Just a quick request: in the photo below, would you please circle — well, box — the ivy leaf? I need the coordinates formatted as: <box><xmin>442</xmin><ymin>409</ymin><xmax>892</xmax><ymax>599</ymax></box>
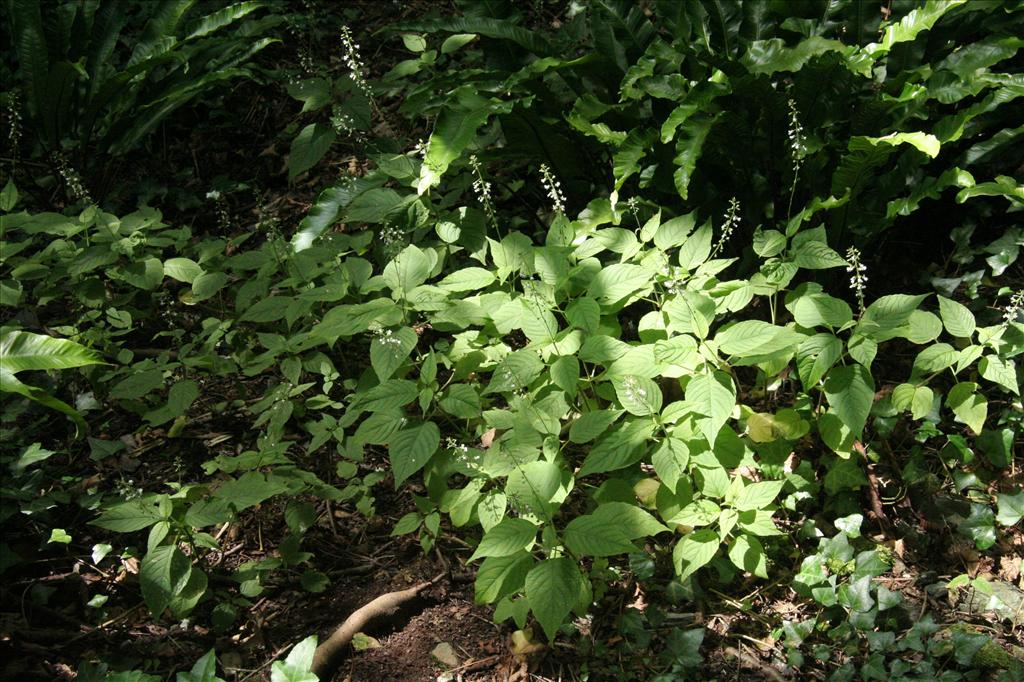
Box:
<box><xmin>388</xmin><ymin>421</ymin><xmax>440</xmax><ymax>487</ymax></box>
<box><xmin>958</xmin><ymin>503</ymin><xmax>996</xmax><ymax>550</ymax></box>
<box><xmin>469</xmin><ymin>518</ymin><xmax>538</xmax><ymax>561</ymax></box>
<box><xmin>727</xmin><ymin>534</ymin><xmax>768</xmax><ymax>578</ymax></box>
<box><xmin>996</xmin><ymin>491</ymin><xmax>1024</xmax><ymax>526</ymax></box>
<box><xmin>526</xmin><ymin>557</ymin><xmax>585</xmax><ymax>641</ymax></box>
<box><xmin>672</xmin><ymin>529</ymin><xmax>720</xmax><ymax>582</ymax></box>
<box><xmin>823</xmin><ymin>364</ymin><xmax>875</xmax><ymax>438</ymax></box>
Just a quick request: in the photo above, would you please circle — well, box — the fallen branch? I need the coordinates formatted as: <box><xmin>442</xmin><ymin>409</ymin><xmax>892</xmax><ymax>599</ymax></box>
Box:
<box><xmin>309</xmin><ymin>572</ymin><xmax>444</xmax><ymax>679</ymax></box>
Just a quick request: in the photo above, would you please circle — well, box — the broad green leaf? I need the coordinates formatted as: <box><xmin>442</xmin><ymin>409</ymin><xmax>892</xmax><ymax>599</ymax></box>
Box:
<box><xmin>437</xmin><ymin>267</ymin><xmax>495</xmax><ymax>292</ymax></box>
<box><xmin>727</xmin><ymin>534</ymin><xmax>768</xmax><ymax>578</ymax></box>
<box><xmin>382</xmin><ymin>244</ymin><xmax>430</xmax><ymax>297</ymax></box>
<box><xmin>613</xmin><ymin>375</ymin><xmax>662</xmax><ymax>416</ymax></box>
<box><xmin>714</xmin><ymin>321</ymin><xmax>803</xmax><ymax>358</ymax></box>
<box><xmin>979</xmin><ymin>356</ymin><xmax>1019</xmax><ymax>395</ymax></box>
<box><xmin>653</xmin><ymin>213</ymin><xmax>696</xmax><ymax>250</ymax></box>
<box><xmin>672</xmin><ymin>529</ymin><xmax>719</xmax><ymax>582</ymax></box>
<box><xmin>868</xmin><ymin>0</ymin><xmax>969</xmax><ymax>57</ymax></box>
<box><xmin>862</xmin><ymin>132</ymin><xmax>940</xmax><ymax>158</ymax></box>
<box><xmin>568</xmin><ymin>409</ymin><xmax>621</xmax><ymax>443</ymax></box>
<box><xmin>163</xmin><ymin>257</ymin><xmax>203</xmax><ymax>284</ymax></box>
<box><xmin>673</xmin><ymin>117</ymin><xmax>715</xmax><ymax>201</ymax></box>
<box><xmin>313</xmin><ymin>298</ymin><xmax>402</xmax><ymax>341</ymax></box>
<box><xmin>485</xmin><ymin>350</ymin><xmax>544</xmax><ymax>394</ymax></box>
<box><xmin>589</xmin><ymin>263</ymin><xmax>652</xmax><ymax>305</ymax></box>
<box><xmin>292</xmin><ymin>175</ymin><xmax>386</xmax><ymax>251</ymax></box>
<box><xmin>796</xmin><ymin>333</ymin><xmax>842</xmax><ymax>388</ymax></box>
<box><xmin>389</xmin><ymin>421</ymin><xmax>440</xmax><ymax>486</ymax></box>
<box><xmin>140</xmin><ymin>545</ymin><xmax>207</xmax><ymax>619</ymax></box>
<box><xmin>190</xmin><ymin>272</ymin><xmax>228</xmax><ymax>302</ymax></box>
<box><xmin>793</xmin><ymin>241</ymin><xmax>847</xmax><ymax>270</ymax></box>
<box><xmin>354</xmin><ymin>379</ymin><xmax>418</xmax><ymax>412</ymax></box>
<box><xmin>370</xmin><ymin>327</ymin><xmax>418</xmax><ymax>381</ymax></box>
<box><xmin>591</xmin><ymin>502</ymin><xmax>670</xmax><ymax>538</ymax></box>
<box><xmin>731</xmin><ymin>480</ymin><xmax>784</xmax><ymax>512</ymax></box>
<box><xmin>215</xmin><ymin>472</ymin><xmax>288</xmax><ymax>511</ymax></box>
<box><xmin>241</xmin><ymin>297</ymin><xmax>292</xmax><ymax>323</ymax></box>
<box><xmin>0</xmin><ymin>330</ymin><xmax>104</xmax><ymax>373</ymax></box>
<box><xmin>937</xmin><ymin>296</ymin><xmax>976</xmax><ymax>338</ymax></box>
<box><xmin>391</xmin><ymin>512</ymin><xmax>421</xmax><ymax>536</ymax></box>
<box><xmin>475</xmin><ymin>551</ymin><xmax>533</xmax><ymax>604</ymax></box>
<box><xmin>441</xmin><ymin>33</ymin><xmax>477</xmax><ymax>54</ymax></box>
<box><xmin>563</xmin><ymin>515</ymin><xmax>636</xmax><ymax>557</ymax></box>
<box><xmin>526</xmin><ymin>557</ymin><xmax>585</xmax><ymax>641</ymax></box>
<box><xmin>505</xmin><ymin>460</ymin><xmax>566</xmax><ymax>521</ymax></box>
<box><xmin>92</xmin><ymin>497</ymin><xmax>169</xmax><ymax>532</ymax></box>
<box><xmin>478</xmin><ymin>491</ymin><xmax>507</xmax><ymax>532</ymax></box>
<box><xmin>947</xmin><ymin>382</ymin><xmax>987</xmax><ymax>434</ymax></box>
<box><xmin>417</xmin><ymin>100</ymin><xmax>493</xmax><ymax>193</ymax></box>
<box><xmin>823</xmin><ymin>365</ymin><xmax>875</xmax><ymax>438</ymax></box>
<box><xmin>176</xmin><ymin>648</ymin><xmax>224</xmax><ymax>682</ymax></box>
<box><xmin>551</xmin><ymin>355</ymin><xmax>579</xmax><ymax>395</ymax></box>
<box><xmin>685</xmin><ymin>371</ymin><xmax>735</xmax><ymax>445</ymax></box>
<box><xmin>788</xmin><ymin>291</ymin><xmax>853</xmax><ymax>329</ymax></box>
<box><xmin>677</xmin><ymin>221</ymin><xmax>712</xmax><ymax>272</ymax></box>
<box><xmin>270</xmin><ymin>635</ymin><xmax>318</xmax><ymax>682</ymax></box>
<box><xmin>566</xmin><ymin>297</ymin><xmax>600</xmax><ymax>333</ymax></box>
<box><xmin>439</xmin><ymin>384</ymin><xmax>481</xmax><ymax>418</ymax></box>
<box><xmin>578</xmin><ymin>418</ymin><xmax>655</xmax><ymax>477</ymax></box>
<box><xmin>288</xmin><ymin>122</ymin><xmax>335</xmax><ymax>181</ymax></box>
<box><xmin>742</xmin><ymin>36</ymin><xmax>852</xmax><ymax>75</ymax></box>
<box><xmin>469</xmin><ymin>518</ymin><xmax>537</xmax><ymax>561</ymax></box>
<box><xmin>652</xmin><ymin>437</ymin><xmax>689</xmax><ymax>493</ymax></box>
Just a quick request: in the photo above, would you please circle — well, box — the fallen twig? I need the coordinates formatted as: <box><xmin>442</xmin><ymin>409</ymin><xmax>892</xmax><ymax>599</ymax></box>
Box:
<box><xmin>308</xmin><ymin>572</ymin><xmax>444</xmax><ymax>679</ymax></box>
<box><xmin>724</xmin><ymin>645</ymin><xmax>790</xmax><ymax>682</ymax></box>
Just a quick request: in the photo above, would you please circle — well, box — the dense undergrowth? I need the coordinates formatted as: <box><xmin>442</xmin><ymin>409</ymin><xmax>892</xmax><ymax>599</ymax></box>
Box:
<box><xmin>1</xmin><ymin>0</ymin><xmax>1023</xmax><ymax>680</ymax></box>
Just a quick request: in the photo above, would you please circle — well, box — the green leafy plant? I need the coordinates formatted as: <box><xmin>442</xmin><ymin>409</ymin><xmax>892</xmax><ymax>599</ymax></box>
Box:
<box><xmin>5</xmin><ymin>0</ymin><xmax>279</xmax><ymax>196</ymax></box>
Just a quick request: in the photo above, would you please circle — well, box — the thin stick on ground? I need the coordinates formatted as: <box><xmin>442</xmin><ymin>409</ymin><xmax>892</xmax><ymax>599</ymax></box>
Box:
<box><xmin>308</xmin><ymin>571</ymin><xmax>445</xmax><ymax>679</ymax></box>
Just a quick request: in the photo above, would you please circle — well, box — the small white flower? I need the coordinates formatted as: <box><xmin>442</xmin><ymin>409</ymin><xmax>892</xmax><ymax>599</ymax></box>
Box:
<box><xmin>539</xmin><ymin>163</ymin><xmax>566</xmax><ymax>215</ymax></box>
<box><xmin>469</xmin><ymin>155</ymin><xmax>497</xmax><ymax>228</ymax></box>
<box><xmin>1003</xmin><ymin>290</ymin><xmax>1024</xmax><ymax>327</ymax></box>
<box><xmin>787</xmin><ymin>98</ymin><xmax>806</xmax><ymax>175</ymax></box>
<box><xmin>846</xmin><ymin>247</ymin><xmax>867</xmax><ymax>314</ymax></box>
<box><xmin>712</xmin><ymin>197</ymin><xmax>740</xmax><ymax>257</ymax></box>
